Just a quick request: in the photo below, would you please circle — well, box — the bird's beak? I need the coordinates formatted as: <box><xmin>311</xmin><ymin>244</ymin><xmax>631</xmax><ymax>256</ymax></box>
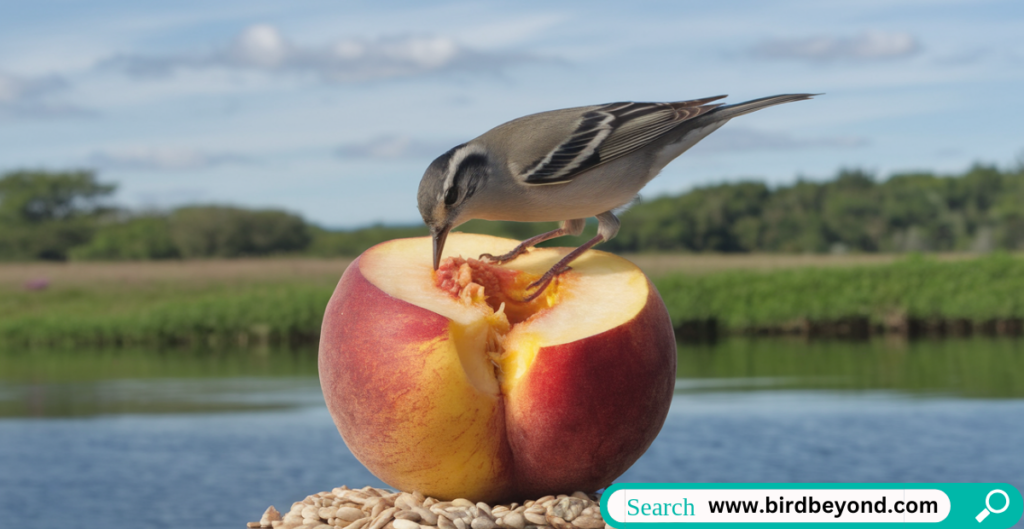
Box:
<box><xmin>431</xmin><ymin>224</ymin><xmax>451</xmax><ymax>270</ymax></box>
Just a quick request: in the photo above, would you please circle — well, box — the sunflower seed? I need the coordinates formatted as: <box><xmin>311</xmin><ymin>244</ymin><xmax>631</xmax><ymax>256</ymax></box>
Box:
<box><xmin>444</xmin><ymin>510</ymin><xmax>472</xmax><ymax>524</ymax></box>
<box><xmin>570</xmin><ymin>517</ymin><xmax>604</xmax><ymax>529</ymax></box>
<box><xmin>523</xmin><ymin>512</ymin><xmax>547</xmax><ymax>526</ymax></box>
<box><xmin>501</xmin><ymin>512</ymin><xmax>525</xmax><ymax>529</ymax></box>
<box><xmin>545</xmin><ymin>514</ymin><xmax>572</xmax><ymax>529</ymax></box>
<box><xmin>430</xmin><ymin>503</ymin><xmax>452</xmax><ymax>516</ymax></box>
<box><xmin>261</xmin><ymin>506</ymin><xmax>283</xmax><ymax>527</ymax></box>
<box><xmin>393</xmin><ymin>519</ymin><xmax>420</xmax><ymax>529</ymax></box>
<box><xmin>252</xmin><ymin>487</ymin><xmax>607</xmax><ymax>529</ymax></box>
<box><xmin>303</xmin><ymin>506</ymin><xmax>322</xmax><ymax>521</ymax></box>
<box><xmin>347</xmin><ymin>519</ymin><xmax>371</xmax><ymax>529</ymax></box>
<box><xmin>395</xmin><ymin>511</ymin><xmax>421</xmax><ymax>522</ymax></box>
<box><xmin>412</xmin><ymin>507</ymin><xmax>438</xmax><ymax>525</ymax></box>
<box><xmin>551</xmin><ymin>499</ymin><xmax>583</xmax><ymax>522</ymax></box>
<box><xmin>368</xmin><ymin>508</ymin><xmax>397</xmax><ymax>529</ymax></box>
<box><xmin>336</xmin><ymin>508</ymin><xmax>366</xmax><ymax>522</ymax></box>
<box><xmin>471</xmin><ymin>517</ymin><xmax>496</xmax><ymax>529</ymax></box>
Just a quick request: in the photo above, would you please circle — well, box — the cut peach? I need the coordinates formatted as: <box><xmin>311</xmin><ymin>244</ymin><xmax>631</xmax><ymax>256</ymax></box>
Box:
<box><xmin>318</xmin><ymin>233</ymin><xmax>676</xmax><ymax>503</ymax></box>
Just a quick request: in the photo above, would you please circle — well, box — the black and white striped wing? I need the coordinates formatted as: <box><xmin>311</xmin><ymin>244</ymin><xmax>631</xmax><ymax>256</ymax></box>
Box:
<box><xmin>520</xmin><ymin>98</ymin><xmax>723</xmax><ymax>185</ymax></box>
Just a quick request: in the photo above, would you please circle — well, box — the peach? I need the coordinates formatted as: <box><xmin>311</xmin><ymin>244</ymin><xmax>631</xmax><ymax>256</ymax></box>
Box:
<box><xmin>318</xmin><ymin>233</ymin><xmax>676</xmax><ymax>503</ymax></box>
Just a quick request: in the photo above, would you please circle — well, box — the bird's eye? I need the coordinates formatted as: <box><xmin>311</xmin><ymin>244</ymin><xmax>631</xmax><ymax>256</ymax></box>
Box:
<box><xmin>444</xmin><ymin>185</ymin><xmax>459</xmax><ymax>206</ymax></box>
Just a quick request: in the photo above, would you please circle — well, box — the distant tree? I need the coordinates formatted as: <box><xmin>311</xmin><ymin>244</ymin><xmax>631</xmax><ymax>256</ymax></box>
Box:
<box><xmin>69</xmin><ymin>215</ymin><xmax>180</xmax><ymax>260</ymax></box>
<box><xmin>0</xmin><ymin>169</ymin><xmax>114</xmax><ymax>223</ymax></box>
<box><xmin>306</xmin><ymin>224</ymin><xmax>429</xmax><ymax>257</ymax></box>
<box><xmin>8</xmin><ymin>158</ymin><xmax>1024</xmax><ymax>261</ymax></box>
<box><xmin>168</xmin><ymin>206</ymin><xmax>311</xmax><ymax>258</ymax></box>
<box><xmin>602</xmin><ymin>163</ymin><xmax>1024</xmax><ymax>255</ymax></box>
<box><xmin>819</xmin><ymin>169</ymin><xmax>883</xmax><ymax>251</ymax></box>
<box><xmin>759</xmin><ymin>180</ymin><xmax>829</xmax><ymax>252</ymax></box>
<box><xmin>605</xmin><ymin>181</ymin><xmax>769</xmax><ymax>253</ymax></box>
<box><xmin>0</xmin><ymin>170</ymin><xmax>115</xmax><ymax>260</ymax></box>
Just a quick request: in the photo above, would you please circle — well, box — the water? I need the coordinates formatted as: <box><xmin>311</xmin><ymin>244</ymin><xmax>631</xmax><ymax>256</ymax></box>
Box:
<box><xmin>1</xmin><ymin>338</ymin><xmax>1023</xmax><ymax>528</ymax></box>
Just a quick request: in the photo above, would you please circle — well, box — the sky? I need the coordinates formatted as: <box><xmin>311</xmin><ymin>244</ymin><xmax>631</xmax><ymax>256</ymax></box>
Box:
<box><xmin>1</xmin><ymin>0</ymin><xmax>1022</xmax><ymax>228</ymax></box>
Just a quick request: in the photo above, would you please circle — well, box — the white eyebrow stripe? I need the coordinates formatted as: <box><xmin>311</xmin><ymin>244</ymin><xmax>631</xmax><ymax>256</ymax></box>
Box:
<box><xmin>439</xmin><ymin>143</ymin><xmax>488</xmax><ymax>201</ymax></box>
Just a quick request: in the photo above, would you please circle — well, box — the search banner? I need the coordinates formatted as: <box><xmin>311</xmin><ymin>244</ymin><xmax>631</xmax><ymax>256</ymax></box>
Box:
<box><xmin>601</xmin><ymin>483</ymin><xmax>1021</xmax><ymax>528</ymax></box>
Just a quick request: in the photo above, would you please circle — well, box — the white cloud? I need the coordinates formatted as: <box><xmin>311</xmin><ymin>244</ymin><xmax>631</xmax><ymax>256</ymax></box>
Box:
<box><xmin>751</xmin><ymin>31</ymin><xmax>921</xmax><ymax>62</ymax></box>
<box><xmin>231</xmin><ymin>24</ymin><xmax>289</xmax><ymax>67</ymax></box>
<box><xmin>691</xmin><ymin>127</ymin><xmax>868</xmax><ymax>154</ymax></box>
<box><xmin>89</xmin><ymin>147</ymin><xmax>246</xmax><ymax>170</ymax></box>
<box><xmin>0</xmin><ymin>72</ymin><xmax>83</xmax><ymax>118</ymax></box>
<box><xmin>104</xmin><ymin>23</ymin><xmax>539</xmax><ymax>83</ymax></box>
<box><xmin>336</xmin><ymin>135</ymin><xmax>455</xmax><ymax>160</ymax></box>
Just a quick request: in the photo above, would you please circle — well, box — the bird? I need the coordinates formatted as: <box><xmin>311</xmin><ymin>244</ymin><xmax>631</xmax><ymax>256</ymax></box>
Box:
<box><xmin>418</xmin><ymin>93</ymin><xmax>816</xmax><ymax>301</ymax></box>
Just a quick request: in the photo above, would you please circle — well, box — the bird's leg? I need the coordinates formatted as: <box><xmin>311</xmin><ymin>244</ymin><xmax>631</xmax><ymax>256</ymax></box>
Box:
<box><xmin>479</xmin><ymin>218</ymin><xmax>586</xmax><ymax>264</ymax></box>
<box><xmin>521</xmin><ymin>234</ymin><xmax>605</xmax><ymax>302</ymax></box>
<box><xmin>520</xmin><ymin>211</ymin><xmax>620</xmax><ymax>302</ymax></box>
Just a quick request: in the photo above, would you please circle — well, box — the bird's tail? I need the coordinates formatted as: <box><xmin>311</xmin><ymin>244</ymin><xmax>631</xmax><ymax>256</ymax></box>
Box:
<box><xmin>707</xmin><ymin>93</ymin><xmax>819</xmax><ymax>120</ymax></box>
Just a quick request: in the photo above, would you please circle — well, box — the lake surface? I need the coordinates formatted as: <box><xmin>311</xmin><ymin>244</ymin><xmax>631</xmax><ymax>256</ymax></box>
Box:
<box><xmin>1</xmin><ymin>338</ymin><xmax>1022</xmax><ymax>528</ymax></box>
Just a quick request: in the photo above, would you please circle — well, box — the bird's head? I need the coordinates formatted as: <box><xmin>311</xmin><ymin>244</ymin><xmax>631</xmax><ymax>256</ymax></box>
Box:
<box><xmin>417</xmin><ymin>142</ymin><xmax>491</xmax><ymax>270</ymax></box>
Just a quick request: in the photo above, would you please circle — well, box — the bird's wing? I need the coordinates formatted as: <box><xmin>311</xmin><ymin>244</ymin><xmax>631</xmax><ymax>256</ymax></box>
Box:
<box><xmin>519</xmin><ymin>96</ymin><xmax>726</xmax><ymax>185</ymax></box>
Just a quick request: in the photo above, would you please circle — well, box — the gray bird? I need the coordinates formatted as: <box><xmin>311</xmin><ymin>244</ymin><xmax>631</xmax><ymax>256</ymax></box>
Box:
<box><xmin>418</xmin><ymin>93</ymin><xmax>816</xmax><ymax>300</ymax></box>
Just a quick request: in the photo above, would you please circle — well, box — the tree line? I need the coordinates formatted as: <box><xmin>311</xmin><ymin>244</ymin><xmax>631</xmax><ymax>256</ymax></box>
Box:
<box><xmin>1</xmin><ymin>161</ymin><xmax>1022</xmax><ymax>261</ymax></box>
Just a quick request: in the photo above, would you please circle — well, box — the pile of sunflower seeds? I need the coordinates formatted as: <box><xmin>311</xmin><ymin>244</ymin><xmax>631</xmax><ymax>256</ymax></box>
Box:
<box><xmin>247</xmin><ymin>486</ymin><xmax>609</xmax><ymax>529</ymax></box>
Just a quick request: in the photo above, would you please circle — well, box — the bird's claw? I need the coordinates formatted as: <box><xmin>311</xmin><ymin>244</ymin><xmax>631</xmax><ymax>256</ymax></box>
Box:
<box><xmin>521</xmin><ymin>266</ymin><xmax>572</xmax><ymax>302</ymax></box>
<box><xmin>479</xmin><ymin>248</ymin><xmax>526</xmax><ymax>265</ymax></box>
<box><xmin>478</xmin><ymin>252</ymin><xmax>502</xmax><ymax>264</ymax></box>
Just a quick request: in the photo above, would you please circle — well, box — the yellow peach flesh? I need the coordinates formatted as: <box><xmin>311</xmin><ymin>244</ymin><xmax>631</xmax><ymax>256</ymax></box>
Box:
<box><xmin>358</xmin><ymin>233</ymin><xmax>649</xmax><ymax>394</ymax></box>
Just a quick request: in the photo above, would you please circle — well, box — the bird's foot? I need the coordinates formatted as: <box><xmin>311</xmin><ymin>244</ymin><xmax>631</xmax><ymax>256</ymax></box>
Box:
<box><xmin>521</xmin><ymin>265</ymin><xmax>572</xmax><ymax>302</ymax></box>
<box><xmin>518</xmin><ymin>233</ymin><xmax>604</xmax><ymax>302</ymax></box>
<box><xmin>479</xmin><ymin>246</ymin><xmax>529</xmax><ymax>265</ymax></box>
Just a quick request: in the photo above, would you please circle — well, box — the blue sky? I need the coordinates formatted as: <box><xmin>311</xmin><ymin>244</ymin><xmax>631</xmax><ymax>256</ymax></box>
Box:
<box><xmin>1</xmin><ymin>0</ymin><xmax>1022</xmax><ymax>227</ymax></box>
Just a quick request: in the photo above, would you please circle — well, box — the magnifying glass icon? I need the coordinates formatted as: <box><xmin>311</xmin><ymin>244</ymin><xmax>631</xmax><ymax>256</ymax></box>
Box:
<box><xmin>976</xmin><ymin>489</ymin><xmax>1009</xmax><ymax>522</ymax></box>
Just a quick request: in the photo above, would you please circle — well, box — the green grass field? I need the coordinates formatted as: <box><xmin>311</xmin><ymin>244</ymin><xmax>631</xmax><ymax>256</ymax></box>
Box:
<box><xmin>655</xmin><ymin>252</ymin><xmax>1024</xmax><ymax>330</ymax></box>
<box><xmin>2</xmin><ymin>251</ymin><xmax>1021</xmax><ymax>347</ymax></box>
<box><xmin>0</xmin><ymin>258</ymin><xmax>347</xmax><ymax>347</ymax></box>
